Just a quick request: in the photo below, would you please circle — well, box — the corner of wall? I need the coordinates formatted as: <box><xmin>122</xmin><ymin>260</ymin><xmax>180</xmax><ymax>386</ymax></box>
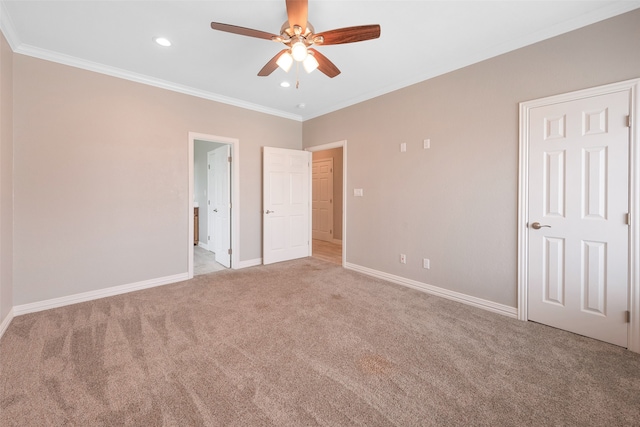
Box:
<box><xmin>0</xmin><ymin>307</ymin><xmax>13</xmax><ymax>340</ymax></box>
<box><xmin>0</xmin><ymin>28</ymin><xmax>15</xmax><ymax>340</ymax></box>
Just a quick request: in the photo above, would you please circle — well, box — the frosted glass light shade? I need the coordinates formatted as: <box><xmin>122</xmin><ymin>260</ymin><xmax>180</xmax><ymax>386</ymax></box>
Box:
<box><xmin>276</xmin><ymin>52</ymin><xmax>293</xmax><ymax>72</ymax></box>
<box><xmin>291</xmin><ymin>41</ymin><xmax>308</xmax><ymax>61</ymax></box>
<box><xmin>303</xmin><ymin>54</ymin><xmax>318</xmax><ymax>73</ymax></box>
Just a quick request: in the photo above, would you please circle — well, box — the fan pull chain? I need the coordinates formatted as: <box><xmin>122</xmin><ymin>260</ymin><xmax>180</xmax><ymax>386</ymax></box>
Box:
<box><xmin>296</xmin><ymin>62</ymin><xmax>300</xmax><ymax>89</ymax></box>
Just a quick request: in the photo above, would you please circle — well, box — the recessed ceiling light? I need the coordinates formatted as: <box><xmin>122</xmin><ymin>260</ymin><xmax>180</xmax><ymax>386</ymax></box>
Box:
<box><xmin>296</xmin><ymin>103</ymin><xmax>306</xmax><ymax>109</ymax></box>
<box><xmin>280</xmin><ymin>81</ymin><xmax>291</xmax><ymax>88</ymax></box>
<box><xmin>154</xmin><ymin>37</ymin><xmax>172</xmax><ymax>47</ymax></box>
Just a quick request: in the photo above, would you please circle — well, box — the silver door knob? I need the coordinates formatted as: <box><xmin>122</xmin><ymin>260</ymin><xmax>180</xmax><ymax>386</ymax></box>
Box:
<box><xmin>265</xmin><ymin>210</ymin><xmax>274</xmax><ymax>214</ymax></box>
<box><xmin>531</xmin><ymin>222</ymin><xmax>551</xmax><ymax>229</ymax></box>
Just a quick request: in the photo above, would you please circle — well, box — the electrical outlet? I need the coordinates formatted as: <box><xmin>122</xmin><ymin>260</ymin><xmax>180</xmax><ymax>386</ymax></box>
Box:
<box><xmin>354</xmin><ymin>188</ymin><xmax>363</xmax><ymax>197</ymax></box>
<box><xmin>400</xmin><ymin>254</ymin><xmax>407</xmax><ymax>264</ymax></box>
<box><xmin>424</xmin><ymin>139</ymin><xmax>431</xmax><ymax>149</ymax></box>
<box><xmin>423</xmin><ymin>258</ymin><xmax>430</xmax><ymax>269</ymax></box>
<box><xmin>400</xmin><ymin>143</ymin><xmax>406</xmax><ymax>152</ymax></box>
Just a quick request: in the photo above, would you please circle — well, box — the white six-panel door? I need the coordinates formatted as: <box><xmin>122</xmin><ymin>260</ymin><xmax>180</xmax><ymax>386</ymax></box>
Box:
<box><xmin>213</xmin><ymin>145</ymin><xmax>231</xmax><ymax>268</ymax></box>
<box><xmin>312</xmin><ymin>158</ymin><xmax>334</xmax><ymax>242</ymax></box>
<box><xmin>527</xmin><ymin>90</ymin><xmax>630</xmax><ymax>347</ymax></box>
<box><xmin>207</xmin><ymin>150</ymin><xmax>216</xmax><ymax>252</ymax></box>
<box><xmin>263</xmin><ymin>147</ymin><xmax>311</xmax><ymax>265</ymax></box>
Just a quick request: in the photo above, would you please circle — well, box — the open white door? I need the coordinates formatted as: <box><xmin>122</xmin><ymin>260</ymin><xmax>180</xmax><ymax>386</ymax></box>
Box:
<box><xmin>263</xmin><ymin>147</ymin><xmax>311</xmax><ymax>265</ymax></box>
<box><xmin>207</xmin><ymin>150</ymin><xmax>215</xmax><ymax>251</ymax></box>
<box><xmin>526</xmin><ymin>89</ymin><xmax>630</xmax><ymax>347</ymax></box>
<box><xmin>210</xmin><ymin>145</ymin><xmax>231</xmax><ymax>268</ymax></box>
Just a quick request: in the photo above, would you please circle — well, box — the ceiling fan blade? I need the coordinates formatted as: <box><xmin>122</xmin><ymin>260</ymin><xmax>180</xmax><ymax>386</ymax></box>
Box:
<box><xmin>309</xmin><ymin>49</ymin><xmax>340</xmax><ymax>78</ymax></box>
<box><xmin>315</xmin><ymin>25</ymin><xmax>381</xmax><ymax>45</ymax></box>
<box><xmin>211</xmin><ymin>22</ymin><xmax>277</xmax><ymax>40</ymax></box>
<box><xmin>286</xmin><ymin>0</ymin><xmax>308</xmax><ymax>33</ymax></box>
<box><xmin>258</xmin><ymin>49</ymin><xmax>289</xmax><ymax>76</ymax></box>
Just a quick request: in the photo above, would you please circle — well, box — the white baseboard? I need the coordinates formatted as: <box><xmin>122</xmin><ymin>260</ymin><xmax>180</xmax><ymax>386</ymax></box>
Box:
<box><xmin>235</xmin><ymin>258</ymin><xmax>262</xmax><ymax>269</ymax></box>
<box><xmin>13</xmin><ymin>273</ymin><xmax>189</xmax><ymax>316</ymax></box>
<box><xmin>0</xmin><ymin>307</ymin><xmax>14</xmax><ymax>340</ymax></box>
<box><xmin>344</xmin><ymin>262</ymin><xmax>517</xmax><ymax>318</ymax></box>
<box><xmin>5</xmin><ymin>261</ymin><xmax>516</xmax><ymax>335</ymax></box>
<box><xmin>197</xmin><ymin>242</ymin><xmax>210</xmax><ymax>251</ymax></box>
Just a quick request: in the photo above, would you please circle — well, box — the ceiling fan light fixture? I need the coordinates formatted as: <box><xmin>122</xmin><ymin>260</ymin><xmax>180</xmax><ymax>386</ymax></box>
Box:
<box><xmin>291</xmin><ymin>41</ymin><xmax>308</xmax><ymax>61</ymax></box>
<box><xmin>276</xmin><ymin>51</ymin><xmax>293</xmax><ymax>72</ymax></box>
<box><xmin>303</xmin><ymin>54</ymin><xmax>318</xmax><ymax>73</ymax></box>
<box><xmin>210</xmin><ymin>1</ymin><xmax>381</xmax><ymax>79</ymax></box>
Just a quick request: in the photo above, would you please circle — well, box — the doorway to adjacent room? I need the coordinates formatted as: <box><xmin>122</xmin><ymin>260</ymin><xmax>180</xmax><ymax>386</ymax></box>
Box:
<box><xmin>189</xmin><ymin>132</ymin><xmax>240</xmax><ymax>277</ymax></box>
<box><xmin>307</xmin><ymin>141</ymin><xmax>346</xmax><ymax>266</ymax></box>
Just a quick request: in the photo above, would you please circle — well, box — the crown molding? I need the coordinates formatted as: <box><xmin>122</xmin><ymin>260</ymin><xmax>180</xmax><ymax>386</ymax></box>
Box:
<box><xmin>302</xmin><ymin>1</ymin><xmax>640</xmax><ymax>121</ymax></box>
<box><xmin>2</xmin><ymin>1</ymin><xmax>639</xmax><ymax>122</ymax></box>
<box><xmin>15</xmin><ymin>44</ymin><xmax>303</xmax><ymax>122</ymax></box>
<box><xmin>0</xmin><ymin>1</ymin><xmax>302</xmax><ymax>122</ymax></box>
<box><xmin>0</xmin><ymin>1</ymin><xmax>20</xmax><ymax>51</ymax></box>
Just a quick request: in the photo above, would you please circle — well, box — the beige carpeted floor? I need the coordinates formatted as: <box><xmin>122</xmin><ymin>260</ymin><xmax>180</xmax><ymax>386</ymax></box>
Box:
<box><xmin>1</xmin><ymin>258</ymin><xmax>639</xmax><ymax>426</ymax></box>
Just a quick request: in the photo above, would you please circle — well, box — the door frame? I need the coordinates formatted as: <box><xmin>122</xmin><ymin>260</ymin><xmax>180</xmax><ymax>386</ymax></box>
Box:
<box><xmin>306</xmin><ymin>140</ymin><xmax>347</xmax><ymax>267</ymax></box>
<box><xmin>517</xmin><ymin>78</ymin><xmax>640</xmax><ymax>352</ymax></box>
<box><xmin>188</xmin><ymin>132</ymin><xmax>240</xmax><ymax>277</ymax></box>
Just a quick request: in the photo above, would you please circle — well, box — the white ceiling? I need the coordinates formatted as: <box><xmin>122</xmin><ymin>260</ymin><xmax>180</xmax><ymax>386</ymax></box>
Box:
<box><xmin>2</xmin><ymin>1</ymin><xmax>639</xmax><ymax>121</ymax></box>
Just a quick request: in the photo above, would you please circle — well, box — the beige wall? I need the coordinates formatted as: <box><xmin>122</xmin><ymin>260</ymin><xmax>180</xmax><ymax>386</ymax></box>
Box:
<box><xmin>303</xmin><ymin>10</ymin><xmax>640</xmax><ymax>307</ymax></box>
<box><xmin>13</xmin><ymin>55</ymin><xmax>301</xmax><ymax>305</ymax></box>
<box><xmin>0</xmin><ymin>33</ymin><xmax>13</xmax><ymax>323</ymax></box>
<box><xmin>4</xmin><ymin>9</ymin><xmax>640</xmax><ymax>312</ymax></box>
<box><xmin>312</xmin><ymin>148</ymin><xmax>343</xmax><ymax>241</ymax></box>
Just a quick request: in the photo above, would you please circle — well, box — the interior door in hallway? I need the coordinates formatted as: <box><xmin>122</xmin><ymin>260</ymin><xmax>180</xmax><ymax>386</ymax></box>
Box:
<box><xmin>527</xmin><ymin>89</ymin><xmax>630</xmax><ymax>347</ymax></box>
<box><xmin>312</xmin><ymin>158</ymin><xmax>333</xmax><ymax>242</ymax></box>
<box><xmin>263</xmin><ymin>147</ymin><xmax>311</xmax><ymax>265</ymax></box>
<box><xmin>208</xmin><ymin>145</ymin><xmax>231</xmax><ymax>268</ymax></box>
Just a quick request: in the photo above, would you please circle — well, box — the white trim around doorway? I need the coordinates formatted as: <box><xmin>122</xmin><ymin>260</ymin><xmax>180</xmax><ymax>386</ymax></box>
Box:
<box><xmin>306</xmin><ymin>140</ymin><xmax>347</xmax><ymax>267</ymax></box>
<box><xmin>517</xmin><ymin>78</ymin><xmax>640</xmax><ymax>353</ymax></box>
<box><xmin>188</xmin><ymin>132</ymin><xmax>241</xmax><ymax>277</ymax></box>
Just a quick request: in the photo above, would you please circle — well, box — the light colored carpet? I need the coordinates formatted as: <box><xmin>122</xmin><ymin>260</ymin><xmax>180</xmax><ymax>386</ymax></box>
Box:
<box><xmin>1</xmin><ymin>257</ymin><xmax>639</xmax><ymax>426</ymax></box>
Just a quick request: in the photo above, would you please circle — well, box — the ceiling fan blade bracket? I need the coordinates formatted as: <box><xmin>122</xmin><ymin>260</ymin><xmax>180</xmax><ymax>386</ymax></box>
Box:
<box><xmin>286</xmin><ymin>0</ymin><xmax>308</xmax><ymax>33</ymax></box>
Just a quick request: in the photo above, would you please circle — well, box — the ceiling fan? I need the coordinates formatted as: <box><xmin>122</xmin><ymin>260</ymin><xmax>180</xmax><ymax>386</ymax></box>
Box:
<box><xmin>211</xmin><ymin>0</ymin><xmax>381</xmax><ymax>78</ymax></box>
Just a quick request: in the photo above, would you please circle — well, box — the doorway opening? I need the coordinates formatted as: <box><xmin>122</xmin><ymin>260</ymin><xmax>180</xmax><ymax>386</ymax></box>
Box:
<box><xmin>188</xmin><ymin>132</ymin><xmax>240</xmax><ymax>278</ymax></box>
<box><xmin>306</xmin><ymin>141</ymin><xmax>347</xmax><ymax>266</ymax></box>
